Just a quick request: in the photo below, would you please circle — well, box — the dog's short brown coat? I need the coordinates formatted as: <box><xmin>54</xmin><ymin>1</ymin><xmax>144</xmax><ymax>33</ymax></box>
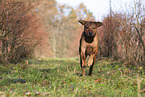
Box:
<box><xmin>78</xmin><ymin>20</ymin><xmax>103</xmax><ymax>76</ymax></box>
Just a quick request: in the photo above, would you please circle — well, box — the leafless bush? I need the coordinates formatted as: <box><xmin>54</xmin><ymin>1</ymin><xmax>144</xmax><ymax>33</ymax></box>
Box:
<box><xmin>0</xmin><ymin>0</ymin><xmax>46</xmax><ymax>63</ymax></box>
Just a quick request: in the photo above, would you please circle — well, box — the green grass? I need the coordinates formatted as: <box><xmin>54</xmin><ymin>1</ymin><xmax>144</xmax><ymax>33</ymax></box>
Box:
<box><xmin>0</xmin><ymin>58</ymin><xmax>145</xmax><ymax>97</ymax></box>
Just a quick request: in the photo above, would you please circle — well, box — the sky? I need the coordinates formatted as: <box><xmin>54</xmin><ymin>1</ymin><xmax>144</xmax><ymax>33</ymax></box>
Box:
<box><xmin>56</xmin><ymin>0</ymin><xmax>136</xmax><ymax>21</ymax></box>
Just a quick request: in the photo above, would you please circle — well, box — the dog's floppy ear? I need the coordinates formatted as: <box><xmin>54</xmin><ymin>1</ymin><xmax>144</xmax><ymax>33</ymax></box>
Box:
<box><xmin>78</xmin><ymin>20</ymin><xmax>86</xmax><ymax>25</ymax></box>
<box><xmin>95</xmin><ymin>22</ymin><xmax>103</xmax><ymax>27</ymax></box>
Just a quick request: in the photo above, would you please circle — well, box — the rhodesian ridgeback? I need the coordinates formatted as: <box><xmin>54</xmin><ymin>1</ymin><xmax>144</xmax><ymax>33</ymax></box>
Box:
<box><xmin>78</xmin><ymin>20</ymin><xmax>103</xmax><ymax>76</ymax></box>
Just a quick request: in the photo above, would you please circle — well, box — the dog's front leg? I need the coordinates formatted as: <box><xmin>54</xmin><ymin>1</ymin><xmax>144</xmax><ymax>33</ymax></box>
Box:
<box><xmin>87</xmin><ymin>55</ymin><xmax>94</xmax><ymax>67</ymax></box>
<box><xmin>87</xmin><ymin>48</ymin><xmax>98</xmax><ymax>67</ymax></box>
<box><xmin>88</xmin><ymin>56</ymin><xmax>96</xmax><ymax>76</ymax></box>
<box><xmin>88</xmin><ymin>48</ymin><xmax>98</xmax><ymax>76</ymax></box>
<box><xmin>80</xmin><ymin>48</ymin><xmax>86</xmax><ymax>76</ymax></box>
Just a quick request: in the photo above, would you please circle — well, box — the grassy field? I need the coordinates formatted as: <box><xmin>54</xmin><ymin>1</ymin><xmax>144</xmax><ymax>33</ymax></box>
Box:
<box><xmin>0</xmin><ymin>58</ymin><xmax>145</xmax><ymax>97</ymax></box>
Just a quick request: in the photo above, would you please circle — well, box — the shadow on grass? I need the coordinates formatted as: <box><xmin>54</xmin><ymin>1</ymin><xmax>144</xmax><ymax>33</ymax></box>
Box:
<box><xmin>39</xmin><ymin>69</ymin><xmax>52</xmax><ymax>73</ymax></box>
<box><xmin>76</xmin><ymin>73</ymin><xmax>83</xmax><ymax>77</ymax></box>
<box><xmin>0</xmin><ymin>78</ymin><xmax>26</xmax><ymax>87</ymax></box>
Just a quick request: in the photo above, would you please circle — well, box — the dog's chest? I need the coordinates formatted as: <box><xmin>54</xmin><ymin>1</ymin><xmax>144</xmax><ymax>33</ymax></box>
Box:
<box><xmin>85</xmin><ymin>46</ymin><xmax>93</xmax><ymax>55</ymax></box>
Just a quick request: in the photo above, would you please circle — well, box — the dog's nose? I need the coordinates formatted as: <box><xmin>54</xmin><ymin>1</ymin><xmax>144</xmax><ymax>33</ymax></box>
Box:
<box><xmin>89</xmin><ymin>32</ymin><xmax>93</xmax><ymax>35</ymax></box>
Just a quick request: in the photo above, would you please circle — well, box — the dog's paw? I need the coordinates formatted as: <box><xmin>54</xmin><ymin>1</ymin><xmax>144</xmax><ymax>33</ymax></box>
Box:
<box><xmin>82</xmin><ymin>66</ymin><xmax>87</xmax><ymax>68</ymax></box>
<box><xmin>86</xmin><ymin>64</ymin><xmax>92</xmax><ymax>67</ymax></box>
<box><xmin>88</xmin><ymin>59</ymin><xmax>93</xmax><ymax>67</ymax></box>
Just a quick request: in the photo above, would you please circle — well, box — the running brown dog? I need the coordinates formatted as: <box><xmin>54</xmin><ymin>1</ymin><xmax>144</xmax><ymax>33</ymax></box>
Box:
<box><xmin>78</xmin><ymin>20</ymin><xmax>103</xmax><ymax>76</ymax></box>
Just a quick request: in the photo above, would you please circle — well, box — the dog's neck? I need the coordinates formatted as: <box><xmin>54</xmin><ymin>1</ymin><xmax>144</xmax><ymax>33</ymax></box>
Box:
<box><xmin>83</xmin><ymin>31</ymin><xmax>95</xmax><ymax>43</ymax></box>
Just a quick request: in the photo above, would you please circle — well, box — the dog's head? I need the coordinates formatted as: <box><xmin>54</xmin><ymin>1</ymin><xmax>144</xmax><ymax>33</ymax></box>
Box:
<box><xmin>78</xmin><ymin>20</ymin><xmax>103</xmax><ymax>37</ymax></box>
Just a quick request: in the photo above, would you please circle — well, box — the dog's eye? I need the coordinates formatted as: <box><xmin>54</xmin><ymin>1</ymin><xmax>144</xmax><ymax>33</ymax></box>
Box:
<box><xmin>86</xmin><ymin>27</ymin><xmax>89</xmax><ymax>29</ymax></box>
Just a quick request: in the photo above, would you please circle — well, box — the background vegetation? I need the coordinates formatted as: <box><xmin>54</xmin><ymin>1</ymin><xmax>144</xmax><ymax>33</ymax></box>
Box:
<box><xmin>1</xmin><ymin>0</ymin><xmax>145</xmax><ymax>65</ymax></box>
<box><xmin>0</xmin><ymin>0</ymin><xmax>95</xmax><ymax>63</ymax></box>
